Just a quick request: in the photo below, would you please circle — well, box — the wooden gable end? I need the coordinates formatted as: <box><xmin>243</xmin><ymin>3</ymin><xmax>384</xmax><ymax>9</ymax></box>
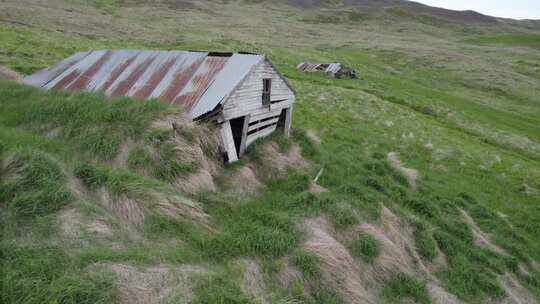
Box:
<box><xmin>221</xmin><ymin>59</ymin><xmax>294</xmax><ymax>121</ymax></box>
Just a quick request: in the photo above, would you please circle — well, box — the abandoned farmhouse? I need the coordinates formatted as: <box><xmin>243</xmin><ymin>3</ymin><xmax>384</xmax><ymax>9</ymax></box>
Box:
<box><xmin>24</xmin><ymin>50</ymin><xmax>296</xmax><ymax>162</ymax></box>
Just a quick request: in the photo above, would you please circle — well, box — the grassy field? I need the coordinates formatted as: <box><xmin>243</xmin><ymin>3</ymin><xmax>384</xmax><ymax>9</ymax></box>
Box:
<box><xmin>1</xmin><ymin>0</ymin><xmax>540</xmax><ymax>303</ymax></box>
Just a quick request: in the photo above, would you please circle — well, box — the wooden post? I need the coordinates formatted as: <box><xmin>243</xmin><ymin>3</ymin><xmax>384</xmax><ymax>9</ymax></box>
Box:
<box><xmin>219</xmin><ymin>120</ymin><xmax>238</xmax><ymax>162</ymax></box>
<box><xmin>238</xmin><ymin>115</ymin><xmax>250</xmax><ymax>156</ymax></box>
<box><xmin>284</xmin><ymin>106</ymin><xmax>293</xmax><ymax>137</ymax></box>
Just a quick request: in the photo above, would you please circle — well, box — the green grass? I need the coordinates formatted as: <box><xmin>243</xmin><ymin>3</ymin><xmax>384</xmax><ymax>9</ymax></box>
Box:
<box><xmin>382</xmin><ymin>273</ymin><xmax>431</xmax><ymax>304</ymax></box>
<box><xmin>348</xmin><ymin>233</ymin><xmax>380</xmax><ymax>263</ymax></box>
<box><xmin>191</xmin><ymin>273</ymin><xmax>251</xmax><ymax>304</ymax></box>
<box><xmin>74</xmin><ymin>162</ymin><xmax>156</xmax><ymax>197</ymax></box>
<box><xmin>465</xmin><ymin>34</ymin><xmax>540</xmax><ymax>49</ymax></box>
<box><xmin>1</xmin><ymin>1</ymin><xmax>540</xmax><ymax>302</ymax></box>
<box><xmin>1</xmin><ymin>242</ymin><xmax>117</xmax><ymax>304</ymax></box>
<box><xmin>0</xmin><ymin>81</ymin><xmax>168</xmax><ymax>160</ymax></box>
<box><xmin>0</xmin><ymin>149</ymin><xmax>73</xmax><ymax>219</ymax></box>
<box><xmin>290</xmin><ymin>250</ymin><xmax>344</xmax><ymax>303</ymax></box>
<box><xmin>292</xmin><ymin>251</ymin><xmax>321</xmax><ymax>279</ymax></box>
<box><xmin>413</xmin><ymin>221</ymin><xmax>438</xmax><ymax>262</ymax></box>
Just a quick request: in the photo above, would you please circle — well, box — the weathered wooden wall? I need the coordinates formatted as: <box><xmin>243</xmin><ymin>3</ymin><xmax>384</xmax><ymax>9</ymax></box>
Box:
<box><xmin>218</xmin><ymin>59</ymin><xmax>295</xmax><ymax>159</ymax></box>
<box><xmin>222</xmin><ymin>59</ymin><xmax>294</xmax><ymax>121</ymax></box>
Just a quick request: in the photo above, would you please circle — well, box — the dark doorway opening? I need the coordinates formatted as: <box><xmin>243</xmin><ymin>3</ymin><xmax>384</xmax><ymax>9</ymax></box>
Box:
<box><xmin>230</xmin><ymin>116</ymin><xmax>246</xmax><ymax>156</ymax></box>
<box><xmin>277</xmin><ymin>108</ymin><xmax>287</xmax><ymax>130</ymax></box>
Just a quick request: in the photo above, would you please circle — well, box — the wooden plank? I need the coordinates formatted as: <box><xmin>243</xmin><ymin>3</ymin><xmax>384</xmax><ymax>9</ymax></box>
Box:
<box><xmin>239</xmin><ymin>115</ymin><xmax>250</xmax><ymax>156</ymax></box>
<box><xmin>248</xmin><ymin>117</ymin><xmax>279</xmax><ymax>132</ymax></box>
<box><xmin>270</xmin><ymin>98</ymin><xmax>293</xmax><ymax>111</ymax></box>
<box><xmin>246</xmin><ymin>125</ymin><xmax>277</xmax><ymax>146</ymax></box>
<box><xmin>249</xmin><ymin>108</ymin><xmax>282</xmax><ymax>121</ymax></box>
<box><xmin>219</xmin><ymin>120</ymin><xmax>238</xmax><ymax>162</ymax></box>
<box><xmin>284</xmin><ymin>106</ymin><xmax>293</xmax><ymax>137</ymax></box>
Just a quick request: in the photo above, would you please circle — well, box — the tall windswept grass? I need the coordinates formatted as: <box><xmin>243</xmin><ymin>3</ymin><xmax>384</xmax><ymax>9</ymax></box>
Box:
<box><xmin>0</xmin><ymin>148</ymin><xmax>72</xmax><ymax>218</ymax></box>
<box><xmin>0</xmin><ymin>81</ymin><xmax>168</xmax><ymax>160</ymax></box>
<box><xmin>1</xmin><ymin>242</ymin><xmax>117</xmax><ymax>304</ymax></box>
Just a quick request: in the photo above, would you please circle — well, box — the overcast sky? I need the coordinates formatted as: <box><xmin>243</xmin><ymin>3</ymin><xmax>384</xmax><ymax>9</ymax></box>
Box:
<box><xmin>414</xmin><ymin>0</ymin><xmax>540</xmax><ymax>20</ymax></box>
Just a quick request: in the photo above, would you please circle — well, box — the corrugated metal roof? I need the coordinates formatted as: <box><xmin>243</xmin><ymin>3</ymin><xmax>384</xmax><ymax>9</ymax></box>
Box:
<box><xmin>24</xmin><ymin>50</ymin><xmax>265</xmax><ymax>119</ymax></box>
<box><xmin>296</xmin><ymin>62</ymin><xmax>358</xmax><ymax>78</ymax></box>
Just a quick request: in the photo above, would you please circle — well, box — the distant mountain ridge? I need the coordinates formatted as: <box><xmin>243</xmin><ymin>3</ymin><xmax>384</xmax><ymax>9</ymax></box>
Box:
<box><xmin>278</xmin><ymin>0</ymin><xmax>511</xmax><ymax>23</ymax></box>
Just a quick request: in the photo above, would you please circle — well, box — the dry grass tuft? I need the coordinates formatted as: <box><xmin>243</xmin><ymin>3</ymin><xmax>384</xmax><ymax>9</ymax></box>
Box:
<box><xmin>97</xmin><ymin>188</ymin><xmax>146</xmax><ymax>227</ymax></box>
<box><xmin>276</xmin><ymin>257</ymin><xmax>304</xmax><ymax>291</ymax></box>
<box><xmin>0</xmin><ymin>66</ymin><xmax>23</xmax><ymax>82</ymax></box>
<box><xmin>498</xmin><ymin>273</ymin><xmax>537</xmax><ymax>304</ymax></box>
<box><xmin>58</xmin><ymin>208</ymin><xmax>113</xmax><ymax>239</ymax></box>
<box><xmin>303</xmin><ymin>217</ymin><xmax>377</xmax><ymax>304</ymax></box>
<box><xmin>255</xmin><ymin>142</ymin><xmax>310</xmax><ymax>181</ymax></box>
<box><xmin>152</xmin><ymin>113</ymin><xmax>221</xmax><ymax>195</ymax></box>
<box><xmin>306</xmin><ymin>129</ymin><xmax>322</xmax><ymax>146</ymax></box>
<box><xmin>427</xmin><ymin>282</ymin><xmax>465</xmax><ymax>304</ymax></box>
<box><xmin>95</xmin><ymin>263</ymin><xmax>208</xmax><ymax>304</ymax></box>
<box><xmin>359</xmin><ymin>207</ymin><xmax>417</xmax><ymax>280</ymax></box>
<box><xmin>150</xmin><ymin>190</ymin><xmax>211</xmax><ymax>229</ymax></box>
<box><xmin>226</xmin><ymin>166</ymin><xmax>264</xmax><ymax>194</ymax></box>
<box><xmin>460</xmin><ymin>209</ymin><xmax>507</xmax><ymax>255</ymax></box>
<box><xmin>174</xmin><ymin>169</ymin><xmax>216</xmax><ymax>194</ymax></box>
<box><xmin>387</xmin><ymin>152</ymin><xmax>419</xmax><ymax>191</ymax></box>
<box><xmin>239</xmin><ymin>259</ymin><xmax>269</xmax><ymax>304</ymax></box>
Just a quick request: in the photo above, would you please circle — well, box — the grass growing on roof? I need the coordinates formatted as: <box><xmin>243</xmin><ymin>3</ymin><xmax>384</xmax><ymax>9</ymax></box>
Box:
<box><xmin>0</xmin><ymin>81</ymin><xmax>169</xmax><ymax>160</ymax></box>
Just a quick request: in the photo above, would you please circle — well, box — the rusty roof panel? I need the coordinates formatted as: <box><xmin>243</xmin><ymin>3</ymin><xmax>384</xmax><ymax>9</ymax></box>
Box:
<box><xmin>24</xmin><ymin>50</ymin><xmax>266</xmax><ymax>118</ymax></box>
<box><xmin>24</xmin><ymin>51</ymin><xmax>91</xmax><ymax>88</ymax></box>
<box><xmin>44</xmin><ymin>50</ymin><xmax>110</xmax><ymax>90</ymax></box>
<box><xmin>174</xmin><ymin>56</ymin><xmax>229</xmax><ymax>110</ymax></box>
<box><xmin>151</xmin><ymin>52</ymin><xmax>207</xmax><ymax>101</ymax></box>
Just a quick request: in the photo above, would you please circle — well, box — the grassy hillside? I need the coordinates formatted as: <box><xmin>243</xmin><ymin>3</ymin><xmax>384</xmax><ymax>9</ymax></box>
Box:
<box><xmin>1</xmin><ymin>0</ymin><xmax>540</xmax><ymax>303</ymax></box>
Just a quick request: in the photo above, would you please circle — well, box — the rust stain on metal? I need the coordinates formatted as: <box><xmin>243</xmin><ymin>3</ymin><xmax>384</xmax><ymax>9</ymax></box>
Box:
<box><xmin>174</xmin><ymin>57</ymin><xmax>228</xmax><ymax>109</ymax></box>
<box><xmin>160</xmin><ymin>57</ymin><xmax>205</xmax><ymax>103</ymax></box>
<box><xmin>100</xmin><ymin>55</ymin><xmax>138</xmax><ymax>92</ymax></box>
<box><xmin>133</xmin><ymin>57</ymin><xmax>176</xmax><ymax>99</ymax></box>
<box><xmin>110</xmin><ymin>56</ymin><xmax>157</xmax><ymax>97</ymax></box>
<box><xmin>52</xmin><ymin>69</ymin><xmax>81</xmax><ymax>90</ymax></box>
<box><xmin>67</xmin><ymin>51</ymin><xmax>112</xmax><ymax>91</ymax></box>
<box><xmin>24</xmin><ymin>50</ymin><xmax>268</xmax><ymax>118</ymax></box>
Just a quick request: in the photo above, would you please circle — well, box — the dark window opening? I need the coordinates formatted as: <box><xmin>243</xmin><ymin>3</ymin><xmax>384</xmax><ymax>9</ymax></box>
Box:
<box><xmin>230</xmin><ymin>116</ymin><xmax>246</xmax><ymax>156</ymax></box>
<box><xmin>262</xmin><ymin>78</ymin><xmax>272</xmax><ymax>105</ymax></box>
